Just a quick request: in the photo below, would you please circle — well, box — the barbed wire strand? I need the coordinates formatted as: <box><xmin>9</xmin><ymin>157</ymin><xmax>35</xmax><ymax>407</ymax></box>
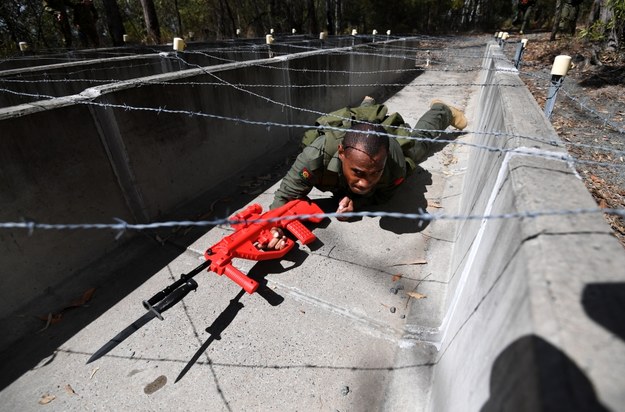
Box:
<box><xmin>1</xmin><ymin>208</ymin><xmax>624</xmax><ymax>238</ymax></box>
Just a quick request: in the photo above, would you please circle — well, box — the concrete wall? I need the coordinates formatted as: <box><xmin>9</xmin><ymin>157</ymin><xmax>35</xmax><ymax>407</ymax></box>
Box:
<box><xmin>428</xmin><ymin>43</ymin><xmax>625</xmax><ymax>411</ymax></box>
<box><xmin>0</xmin><ymin>36</ymin><xmax>371</xmax><ymax>108</ymax></box>
<box><xmin>0</xmin><ymin>39</ymin><xmax>419</xmax><ymax>348</ymax></box>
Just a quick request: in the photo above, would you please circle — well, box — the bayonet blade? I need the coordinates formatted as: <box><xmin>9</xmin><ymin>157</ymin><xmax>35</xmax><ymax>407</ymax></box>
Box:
<box><xmin>86</xmin><ymin>279</ymin><xmax>199</xmax><ymax>364</ymax></box>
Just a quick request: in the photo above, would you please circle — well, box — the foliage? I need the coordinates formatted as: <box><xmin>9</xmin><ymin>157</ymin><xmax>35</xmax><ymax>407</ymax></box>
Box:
<box><xmin>580</xmin><ymin>19</ymin><xmax>609</xmax><ymax>41</ymax></box>
<box><xmin>0</xmin><ymin>0</ymin><xmax>621</xmax><ymax>57</ymax></box>
<box><xmin>579</xmin><ymin>0</ymin><xmax>625</xmax><ymax>47</ymax></box>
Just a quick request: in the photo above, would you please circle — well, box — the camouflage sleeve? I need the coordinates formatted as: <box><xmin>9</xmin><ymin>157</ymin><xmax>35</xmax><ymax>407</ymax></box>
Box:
<box><xmin>270</xmin><ymin>141</ymin><xmax>324</xmax><ymax>209</ymax></box>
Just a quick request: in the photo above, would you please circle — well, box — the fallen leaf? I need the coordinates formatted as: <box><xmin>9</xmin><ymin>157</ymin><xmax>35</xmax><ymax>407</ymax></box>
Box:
<box><xmin>90</xmin><ymin>367</ymin><xmax>100</xmax><ymax>380</ymax></box>
<box><xmin>406</xmin><ymin>291</ymin><xmax>427</xmax><ymax>300</ymax></box>
<box><xmin>391</xmin><ymin>274</ymin><xmax>403</xmax><ymax>282</ymax></box>
<box><xmin>64</xmin><ymin>384</ymin><xmax>77</xmax><ymax>395</ymax></box>
<box><xmin>428</xmin><ymin>201</ymin><xmax>442</xmax><ymax>209</ymax></box>
<box><xmin>38</xmin><ymin>394</ymin><xmax>56</xmax><ymax>405</ymax></box>
<box><xmin>37</xmin><ymin>313</ymin><xmax>63</xmax><ymax>331</ymax></box>
<box><xmin>67</xmin><ymin>288</ymin><xmax>96</xmax><ymax>309</ymax></box>
<box><xmin>599</xmin><ymin>199</ymin><xmax>608</xmax><ymax>209</ymax></box>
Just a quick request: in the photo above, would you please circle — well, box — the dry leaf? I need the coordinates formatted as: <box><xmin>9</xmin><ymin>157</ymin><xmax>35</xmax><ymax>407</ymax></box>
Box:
<box><xmin>406</xmin><ymin>291</ymin><xmax>427</xmax><ymax>300</ymax></box>
<box><xmin>37</xmin><ymin>313</ymin><xmax>63</xmax><ymax>330</ymax></box>
<box><xmin>599</xmin><ymin>199</ymin><xmax>608</xmax><ymax>209</ymax></box>
<box><xmin>38</xmin><ymin>394</ymin><xmax>56</xmax><ymax>405</ymax></box>
<box><xmin>90</xmin><ymin>367</ymin><xmax>100</xmax><ymax>380</ymax></box>
<box><xmin>64</xmin><ymin>384</ymin><xmax>77</xmax><ymax>395</ymax></box>
<box><xmin>391</xmin><ymin>274</ymin><xmax>403</xmax><ymax>282</ymax></box>
<box><xmin>428</xmin><ymin>201</ymin><xmax>442</xmax><ymax>209</ymax></box>
<box><xmin>67</xmin><ymin>288</ymin><xmax>96</xmax><ymax>309</ymax></box>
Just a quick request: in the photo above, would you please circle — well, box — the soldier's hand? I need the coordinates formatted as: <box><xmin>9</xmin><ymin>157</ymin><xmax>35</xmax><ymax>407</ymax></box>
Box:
<box><xmin>336</xmin><ymin>197</ymin><xmax>354</xmax><ymax>221</ymax></box>
<box><xmin>254</xmin><ymin>227</ymin><xmax>288</xmax><ymax>250</ymax></box>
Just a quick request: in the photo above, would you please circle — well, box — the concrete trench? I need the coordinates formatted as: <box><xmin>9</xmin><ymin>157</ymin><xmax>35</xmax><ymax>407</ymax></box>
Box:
<box><xmin>0</xmin><ymin>35</ymin><xmax>623</xmax><ymax>411</ymax></box>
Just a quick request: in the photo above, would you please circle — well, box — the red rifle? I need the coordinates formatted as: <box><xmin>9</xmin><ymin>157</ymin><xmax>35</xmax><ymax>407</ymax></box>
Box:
<box><xmin>143</xmin><ymin>199</ymin><xmax>324</xmax><ymax>319</ymax></box>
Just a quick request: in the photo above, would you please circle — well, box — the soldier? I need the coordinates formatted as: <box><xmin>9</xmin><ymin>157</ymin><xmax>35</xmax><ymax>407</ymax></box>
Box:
<box><xmin>269</xmin><ymin>97</ymin><xmax>466</xmax><ymax>219</ymax></box>
<box><xmin>258</xmin><ymin>97</ymin><xmax>466</xmax><ymax>250</ymax></box>
<box><xmin>559</xmin><ymin>0</ymin><xmax>584</xmax><ymax>35</ymax></box>
<box><xmin>513</xmin><ymin>0</ymin><xmax>537</xmax><ymax>35</ymax></box>
<box><xmin>73</xmin><ymin>0</ymin><xmax>100</xmax><ymax>48</ymax></box>
<box><xmin>43</xmin><ymin>0</ymin><xmax>75</xmax><ymax>48</ymax></box>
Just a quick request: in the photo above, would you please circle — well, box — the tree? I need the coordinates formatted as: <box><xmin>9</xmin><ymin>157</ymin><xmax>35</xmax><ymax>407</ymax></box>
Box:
<box><xmin>140</xmin><ymin>0</ymin><xmax>161</xmax><ymax>44</ymax></box>
<box><xmin>581</xmin><ymin>0</ymin><xmax>624</xmax><ymax>51</ymax></box>
<box><xmin>102</xmin><ymin>0</ymin><xmax>125</xmax><ymax>46</ymax></box>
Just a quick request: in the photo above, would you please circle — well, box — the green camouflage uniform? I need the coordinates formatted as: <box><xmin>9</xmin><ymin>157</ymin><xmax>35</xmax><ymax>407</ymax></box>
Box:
<box><xmin>559</xmin><ymin>0</ymin><xmax>583</xmax><ymax>35</ymax></box>
<box><xmin>270</xmin><ymin>102</ymin><xmax>453</xmax><ymax>209</ymax></box>
<box><xmin>513</xmin><ymin>0</ymin><xmax>536</xmax><ymax>34</ymax></box>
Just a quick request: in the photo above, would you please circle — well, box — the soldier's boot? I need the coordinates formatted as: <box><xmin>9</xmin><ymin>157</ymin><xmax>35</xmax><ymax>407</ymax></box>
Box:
<box><xmin>430</xmin><ymin>99</ymin><xmax>468</xmax><ymax>130</ymax></box>
<box><xmin>361</xmin><ymin>95</ymin><xmax>376</xmax><ymax>106</ymax></box>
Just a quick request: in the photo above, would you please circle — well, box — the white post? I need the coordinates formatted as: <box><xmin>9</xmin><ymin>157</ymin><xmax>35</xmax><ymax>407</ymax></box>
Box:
<box><xmin>544</xmin><ymin>55</ymin><xmax>572</xmax><ymax>119</ymax></box>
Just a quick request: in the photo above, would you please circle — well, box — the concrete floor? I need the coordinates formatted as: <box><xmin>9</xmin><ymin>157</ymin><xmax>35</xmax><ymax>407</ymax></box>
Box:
<box><xmin>0</xmin><ymin>44</ymin><xmax>482</xmax><ymax>411</ymax></box>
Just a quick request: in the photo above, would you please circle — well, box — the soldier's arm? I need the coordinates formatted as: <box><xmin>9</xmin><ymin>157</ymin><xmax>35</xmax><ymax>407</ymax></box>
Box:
<box><xmin>270</xmin><ymin>148</ymin><xmax>318</xmax><ymax>209</ymax></box>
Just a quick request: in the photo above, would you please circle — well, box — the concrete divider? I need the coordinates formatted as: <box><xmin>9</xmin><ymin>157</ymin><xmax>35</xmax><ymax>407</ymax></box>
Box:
<box><xmin>427</xmin><ymin>43</ymin><xmax>625</xmax><ymax>411</ymax></box>
<box><xmin>0</xmin><ymin>39</ymin><xmax>419</xmax><ymax>350</ymax></box>
<box><xmin>0</xmin><ymin>36</ymin><xmax>371</xmax><ymax>108</ymax></box>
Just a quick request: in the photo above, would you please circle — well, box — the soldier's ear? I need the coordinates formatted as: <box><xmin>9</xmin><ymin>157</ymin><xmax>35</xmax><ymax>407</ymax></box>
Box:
<box><xmin>338</xmin><ymin>144</ymin><xmax>345</xmax><ymax>160</ymax></box>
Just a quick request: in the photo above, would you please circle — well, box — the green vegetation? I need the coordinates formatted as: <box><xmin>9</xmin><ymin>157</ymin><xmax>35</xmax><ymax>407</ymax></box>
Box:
<box><xmin>0</xmin><ymin>0</ymin><xmax>623</xmax><ymax>57</ymax></box>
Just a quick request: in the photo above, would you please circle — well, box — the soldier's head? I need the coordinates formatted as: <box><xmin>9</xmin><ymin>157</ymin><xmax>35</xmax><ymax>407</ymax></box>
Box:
<box><xmin>338</xmin><ymin>122</ymin><xmax>389</xmax><ymax>195</ymax></box>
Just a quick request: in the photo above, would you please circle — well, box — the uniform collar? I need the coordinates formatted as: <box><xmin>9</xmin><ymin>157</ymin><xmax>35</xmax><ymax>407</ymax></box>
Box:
<box><xmin>328</xmin><ymin>151</ymin><xmax>342</xmax><ymax>174</ymax></box>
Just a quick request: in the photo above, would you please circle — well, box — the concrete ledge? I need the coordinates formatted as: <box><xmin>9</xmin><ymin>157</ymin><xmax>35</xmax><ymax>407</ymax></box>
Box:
<box><xmin>428</xmin><ymin>42</ymin><xmax>625</xmax><ymax>411</ymax></box>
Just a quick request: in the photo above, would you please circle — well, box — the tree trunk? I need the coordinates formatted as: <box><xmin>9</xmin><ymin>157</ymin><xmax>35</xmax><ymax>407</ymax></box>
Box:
<box><xmin>585</xmin><ymin>0</ymin><xmax>621</xmax><ymax>51</ymax></box>
<box><xmin>335</xmin><ymin>0</ymin><xmax>342</xmax><ymax>35</ymax></box>
<box><xmin>139</xmin><ymin>0</ymin><xmax>161</xmax><ymax>44</ymax></box>
<box><xmin>174</xmin><ymin>0</ymin><xmax>183</xmax><ymax>36</ymax></box>
<box><xmin>307</xmin><ymin>0</ymin><xmax>318</xmax><ymax>35</ymax></box>
<box><xmin>101</xmin><ymin>0</ymin><xmax>125</xmax><ymax>46</ymax></box>
<box><xmin>586</xmin><ymin>0</ymin><xmax>602</xmax><ymax>27</ymax></box>
<box><xmin>326</xmin><ymin>0</ymin><xmax>334</xmax><ymax>34</ymax></box>
<box><xmin>222</xmin><ymin>0</ymin><xmax>237</xmax><ymax>37</ymax></box>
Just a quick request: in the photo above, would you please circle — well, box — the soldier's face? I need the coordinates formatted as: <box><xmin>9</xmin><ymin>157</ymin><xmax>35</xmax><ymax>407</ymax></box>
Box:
<box><xmin>338</xmin><ymin>144</ymin><xmax>387</xmax><ymax>195</ymax></box>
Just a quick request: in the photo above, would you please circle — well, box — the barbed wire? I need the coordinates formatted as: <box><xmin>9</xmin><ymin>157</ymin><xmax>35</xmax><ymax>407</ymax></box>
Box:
<box><xmin>1</xmin><ymin>37</ymin><xmax>624</xmax><ymax>239</ymax></box>
<box><xmin>560</xmin><ymin>87</ymin><xmax>625</xmax><ymax>135</ymax></box>
<box><xmin>517</xmin><ymin>69</ymin><xmax>625</xmax><ymax>135</ymax></box>
<box><xmin>0</xmin><ymin>77</ymin><xmax>528</xmax><ymax>88</ymax></box>
<box><xmin>78</xmin><ymin>98</ymin><xmax>625</xmax><ymax>170</ymax></box>
<box><xmin>1</xmin><ymin>207</ymin><xmax>624</xmax><ymax>239</ymax></box>
<box><xmin>2</xmin><ymin>83</ymin><xmax>623</xmax><ymax>169</ymax></box>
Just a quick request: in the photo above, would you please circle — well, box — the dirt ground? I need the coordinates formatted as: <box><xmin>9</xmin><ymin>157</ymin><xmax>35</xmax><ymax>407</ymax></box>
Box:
<box><xmin>504</xmin><ymin>31</ymin><xmax>625</xmax><ymax>248</ymax></box>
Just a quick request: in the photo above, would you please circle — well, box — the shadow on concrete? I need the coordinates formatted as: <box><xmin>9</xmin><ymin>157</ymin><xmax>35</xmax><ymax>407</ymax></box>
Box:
<box><xmin>176</xmin><ymin>289</ymin><xmax>247</xmax><ymax>383</ymax></box>
<box><xmin>0</xmin><ymin>156</ymin><xmax>294</xmax><ymax>391</ymax></box>
<box><xmin>376</xmin><ymin>167</ymin><xmax>432</xmax><ymax>234</ymax></box>
<box><xmin>174</xmin><ymin>248</ymin><xmax>320</xmax><ymax>382</ymax></box>
<box><xmin>481</xmin><ymin>334</ymin><xmax>608</xmax><ymax>412</ymax></box>
<box><xmin>307</xmin><ymin>166</ymin><xmax>432</xmax><ymax>233</ymax></box>
<box><xmin>0</xmin><ymin>237</ymin><xmax>186</xmax><ymax>391</ymax></box>
<box><xmin>582</xmin><ymin>282</ymin><xmax>625</xmax><ymax>342</ymax></box>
